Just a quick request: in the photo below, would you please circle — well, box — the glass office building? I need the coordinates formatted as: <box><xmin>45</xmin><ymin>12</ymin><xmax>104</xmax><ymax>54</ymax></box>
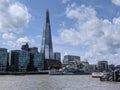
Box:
<box><xmin>11</xmin><ymin>50</ymin><xmax>29</xmax><ymax>72</ymax></box>
<box><xmin>54</xmin><ymin>52</ymin><xmax>61</xmax><ymax>61</ymax></box>
<box><xmin>0</xmin><ymin>48</ymin><xmax>7</xmax><ymax>72</ymax></box>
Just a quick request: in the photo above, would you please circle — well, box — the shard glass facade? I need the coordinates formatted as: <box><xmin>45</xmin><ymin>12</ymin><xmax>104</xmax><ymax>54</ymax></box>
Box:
<box><xmin>40</xmin><ymin>10</ymin><xmax>53</xmax><ymax>60</ymax></box>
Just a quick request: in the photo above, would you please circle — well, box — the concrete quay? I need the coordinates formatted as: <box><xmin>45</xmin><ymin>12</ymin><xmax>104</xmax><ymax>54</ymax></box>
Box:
<box><xmin>0</xmin><ymin>71</ymin><xmax>49</xmax><ymax>75</ymax></box>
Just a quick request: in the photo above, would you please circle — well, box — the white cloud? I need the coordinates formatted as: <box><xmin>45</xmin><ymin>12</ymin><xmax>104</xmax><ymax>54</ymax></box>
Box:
<box><xmin>2</xmin><ymin>35</ymin><xmax>34</xmax><ymax>49</ymax></box>
<box><xmin>52</xmin><ymin>35</ymin><xmax>65</xmax><ymax>45</ymax></box>
<box><xmin>60</xmin><ymin>28</ymin><xmax>81</xmax><ymax>45</ymax></box>
<box><xmin>60</xmin><ymin>4</ymin><xmax>99</xmax><ymax>45</ymax></box>
<box><xmin>16</xmin><ymin>37</ymin><xmax>34</xmax><ymax>48</ymax></box>
<box><xmin>112</xmin><ymin>0</ymin><xmax>120</xmax><ymax>6</ymax></box>
<box><xmin>0</xmin><ymin>0</ymin><xmax>32</xmax><ymax>50</ymax></box>
<box><xmin>2</xmin><ymin>33</ymin><xmax>16</xmax><ymax>40</ymax></box>
<box><xmin>16</xmin><ymin>37</ymin><xmax>34</xmax><ymax>47</ymax></box>
<box><xmin>16</xmin><ymin>37</ymin><xmax>30</xmax><ymax>44</ymax></box>
<box><xmin>0</xmin><ymin>0</ymin><xmax>31</xmax><ymax>32</ymax></box>
<box><xmin>66</xmin><ymin>4</ymin><xmax>97</xmax><ymax>21</ymax></box>
<box><xmin>59</xmin><ymin>3</ymin><xmax>120</xmax><ymax>64</ymax></box>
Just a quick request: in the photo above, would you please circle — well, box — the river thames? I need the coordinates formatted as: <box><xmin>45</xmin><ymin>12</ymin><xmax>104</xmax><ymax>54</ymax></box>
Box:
<box><xmin>0</xmin><ymin>75</ymin><xmax>119</xmax><ymax>90</ymax></box>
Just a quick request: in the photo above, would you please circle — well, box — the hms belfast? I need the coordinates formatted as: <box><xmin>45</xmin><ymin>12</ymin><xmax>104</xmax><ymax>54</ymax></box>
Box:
<box><xmin>40</xmin><ymin>10</ymin><xmax>61</xmax><ymax>70</ymax></box>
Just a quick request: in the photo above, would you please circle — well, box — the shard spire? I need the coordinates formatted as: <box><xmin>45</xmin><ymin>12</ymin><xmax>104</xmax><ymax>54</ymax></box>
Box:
<box><xmin>46</xmin><ymin>9</ymin><xmax>50</xmax><ymax>23</ymax></box>
<box><xmin>40</xmin><ymin>9</ymin><xmax>53</xmax><ymax>60</ymax></box>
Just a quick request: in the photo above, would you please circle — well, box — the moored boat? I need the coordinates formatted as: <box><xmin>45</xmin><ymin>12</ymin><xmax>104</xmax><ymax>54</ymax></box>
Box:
<box><xmin>92</xmin><ymin>72</ymin><xmax>104</xmax><ymax>78</ymax></box>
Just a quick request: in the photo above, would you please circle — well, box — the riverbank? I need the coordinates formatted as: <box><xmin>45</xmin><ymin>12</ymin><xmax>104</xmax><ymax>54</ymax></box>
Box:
<box><xmin>0</xmin><ymin>71</ymin><xmax>48</xmax><ymax>75</ymax></box>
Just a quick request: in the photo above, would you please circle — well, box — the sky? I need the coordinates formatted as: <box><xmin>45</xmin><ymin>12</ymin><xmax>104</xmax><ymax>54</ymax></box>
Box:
<box><xmin>0</xmin><ymin>0</ymin><xmax>120</xmax><ymax>64</ymax></box>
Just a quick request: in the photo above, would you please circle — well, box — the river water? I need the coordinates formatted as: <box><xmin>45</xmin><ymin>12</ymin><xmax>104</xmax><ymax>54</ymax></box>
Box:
<box><xmin>0</xmin><ymin>75</ymin><xmax>119</xmax><ymax>90</ymax></box>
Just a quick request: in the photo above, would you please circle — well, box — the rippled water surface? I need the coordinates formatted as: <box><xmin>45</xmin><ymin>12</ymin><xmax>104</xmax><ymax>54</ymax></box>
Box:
<box><xmin>0</xmin><ymin>75</ymin><xmax>120</xmax><ymax>90</ymax></box>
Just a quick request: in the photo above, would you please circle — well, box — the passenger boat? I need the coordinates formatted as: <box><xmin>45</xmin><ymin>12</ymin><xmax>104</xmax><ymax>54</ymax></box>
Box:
<box><xmin>92</xmin><ymin>72</ymin><xmax>104</xmax><ymax>78</ymax></box>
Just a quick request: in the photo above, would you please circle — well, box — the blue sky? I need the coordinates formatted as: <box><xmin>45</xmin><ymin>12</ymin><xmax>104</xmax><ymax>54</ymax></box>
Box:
<box><xmin>0</xmin><ymin>0</ymin><xmax>120</xmax><ymax>64</ymax></box>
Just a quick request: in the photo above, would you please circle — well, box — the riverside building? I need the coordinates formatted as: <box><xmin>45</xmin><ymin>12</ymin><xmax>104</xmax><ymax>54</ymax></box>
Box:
<box><xmin>54</xmin><ymin>52</ymin><xmax>61</xmax><ymax>61</ymax></box>
<box><xmin>10</xmin><ymin>50</ymin><xmax>29</xmax><ymax>72</ymax></box>
<box><xmin>63</xmin><ymin>55</ymin><xmax>80</xmax><ymax>64</ymax></box>
<box><xmin>28</xmin><ymin>47</ymin><xmax>44</xmax><ymax>71</ymax></box>
<box><xmin>97</xmin><ymin>61</ymin><xmax>108</xmax><ymax>72</ymax></box>
<box><xmin>0</xmin><ymin>48</ymin><xmax>7</xmax><ymax>72</ymax></box>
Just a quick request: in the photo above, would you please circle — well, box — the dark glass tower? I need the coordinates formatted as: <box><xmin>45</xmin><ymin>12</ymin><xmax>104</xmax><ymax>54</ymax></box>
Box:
<box><xmin>40</xmin><ymin>10</ymin><xmax>53</xmax><ymax>60</ymax></box>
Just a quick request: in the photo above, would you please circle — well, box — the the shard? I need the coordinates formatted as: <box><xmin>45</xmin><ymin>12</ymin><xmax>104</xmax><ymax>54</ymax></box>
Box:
<box><xmin>40</xmin><ymin>9</ymin><xmax>53</xmax><ymax>60</ymax></box>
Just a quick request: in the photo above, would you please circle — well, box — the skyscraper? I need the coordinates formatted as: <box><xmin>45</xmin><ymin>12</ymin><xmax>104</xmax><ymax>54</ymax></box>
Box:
<box><xmin>40</xmin><ymin>10</ymin><xmax>61</xmax><ymax>70</ymax></box>
<box><xmin>40</xmin><ymin>9</ymin><xmax>53</xmax><ymax>60</ymax></box>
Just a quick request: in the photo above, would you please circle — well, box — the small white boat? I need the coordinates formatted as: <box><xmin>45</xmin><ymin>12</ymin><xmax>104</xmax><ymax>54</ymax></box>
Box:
<box><xmin>92</xmin><ymin>72</ymin><xmax>104</xmax><ymax>78</ymax></box>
